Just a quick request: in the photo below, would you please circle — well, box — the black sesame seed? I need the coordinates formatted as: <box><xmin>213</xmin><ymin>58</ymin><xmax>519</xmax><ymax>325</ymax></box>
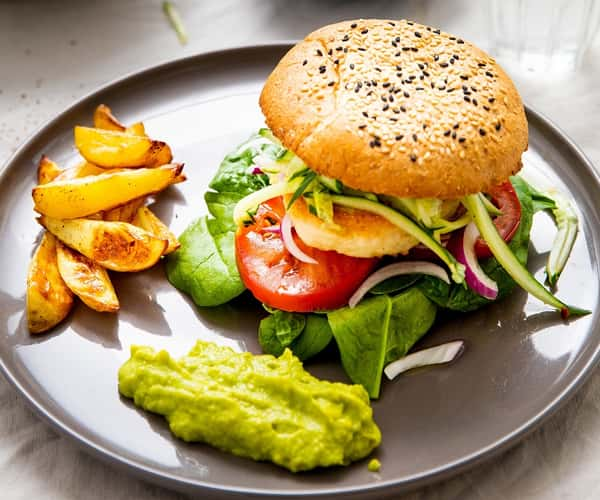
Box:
<box><xmin>381</xmin><ymin>95</ymin><xmax>387</xmax><ymax>102</ymax></box>
<box><xmin>400</xmin><ymin>105</ymin><xmax>407</xmax><ymax>112</ymax></box>
<box><xmin>358</xmin><ymin>124</ymin><xmax>366</xmax><ymax>129</ymax></box>
<box><xmin>328</xmin><ymin>81</ymin><xmax>335</xmax><ymax>87</ymax></box>
<box><xmin>472</xmin><ymin>98</ymin><xmax>478</xmax><ymax>106</ymax></box>
<box><xmin>316</xmin><ymin>49</ymin><xmax>323</xmax><ymax>56</ymax></box>
<box><xmin>389</xmin><ymin>95</ymin><xmax>395</xmax><ymax>102</ymax></box>
<box><xmin>439</xmin><ymin>62</ymin><xmax>449</xmax><ymax>68</ymax></box>
<box><xmin>438</xmin><ymin>85</ymin><xmax>446</xmax><ymax>91</ymax></box>
<box><xmin>416</xmin><ymin>86</ymin><xmax>424</xmax><ymax>91</ymax></box>
<box><xmin>431</xmin><ymin>82</ymin><xmax>435</xmax><ymax>88</ymax></box>
<box><xmin>449</xmin><ymin>36</ymin><xmax>456</xmax><ymax>41</ymax></box>
<box><xmin>342</xmin><ymin>34</ymin><xmax>350</xmax><ymax>42</ymax></box>
<box><xmin>302</xmin><ymin>59</ymin><xmax>307</xmax><ymax>66</ymax></box>
<box><xmin>351</xmin><ymin>23</ymin><xmax>357</xmax><ymax>28</ymax></box>
<box><xmin>453</xmin><ymin>54</ymin><xmax>460</xmax><ymax>60</ymax></box>
<box><xmin>419</xmin><ymin>75</ymin><xmax>424</xmax><ymax>81</ymax></box>
<box><xmin>328</xmin><ymin>49</ymin><xmax>332</xmax><ymax>56</ymax></box>
<box><xmin>319</xmin><ymin>65</ymin><xmax>326</xmax><ymax>73</ymax></box>
<box><xmin>336</xmin><ymin>46</ymin><xmax>343</xmax><ymax>51</ymax></box>
<box><xmin>411</xmin><ymin>47</ymin><xmax>418</xmax><ymax>52</ymax></box>
<box><xmin>449</xmin><ymin>58</ymin><xmax>455</xmax><ymax>65</ymax></box>
<box><xmin>423</xmin><ymin>70</ymin><xmax>430</xmax><ymax>77</ymax></box>
<box><xmin>334</xmin><ymin>59</ymin><xmax>339</xmax><ymax>65</ymax></box>
<box><xmin>488</xmin><ymin>97</ymin><xmax>495</xmax><ymax>103</ymax></box>
<box><xmin>372</xmin><ymin>80</ymin><xmax>378</xmax><ymax>86</ymax></box>
<box><xmin>458</xmin><ymin>137</ymin><xmax>466</xmax><ymax>143</ymax></box>
<box><xmin>444</xmin><ymin>130</ymin><xmax>451</xmax><ymax>136</ymax></box>
<box><xmin>350</xmin><ymin>63</ymin><xmax>355</xmax><ymax>69</ymax></box>
<box><xmin>410</xmin><ymin>154</ymin><xmax>417</xmax><ymax>162</ymax></box>
<box><xmin>402</xmin><ymin>46</ymin><xmax>411</xmax><ymax>52</ymax></box>
<box><xmin>392</xmin><ymin>41</ymin><xmax>398</xmax><ymax>47</ymax></box>
<box><xmin>486</xmin><ymin>71</ymin><xmax>494</xmax><ymax>78</ymax></box>
<box><xmin>412</xmin><ymin>133</ymin><xmax>418</xmax><ymax>142</ymax></box>
<box><xmin>457</xmin><ymin>39</ymin><xmax>464</xmax><ymax>44</ymax></box>
<box><xmin>423</xmin><ymin>124</ymin><xmax>428</xmax><ymax>130</ymax></box>
<box><xmin>460</xmin><ymin>75</ymin><xmax>469</xmax><ymax>80</ymax></box>
<box><xmin>403</xmin><ymin>91</ymin><xmax>410</xmax><ymax>98</ymax></box>
<box><xmin>408</xmin><ymin>75</ymin><xmax>416</xmax><ymax>81</ymax></box>
<box><xmin>471</xmin><ymin>86</ymin><xmax>477</xmax><ymax>92</ymax></box>
<box><xmin>414</xmin><ymin>31</ymin><xmax>422</xmax><ymax>38</ymax></box>
<box><xmin>433</xmin><ymin>29</ymin><xmax>441</xmax><ymax>34</ymax></box>
<box><xmin>395</xmin><ymin>36</ymin><xmax>401</xmax><ymax>42</ymax></box>
<box><xmin>483</xmin><ymin>105</ymin><xmax>490</xmax><ymax>111</ymax></box>
<box><xmin>396</xmin><ymin>134</ymin><xmax>403</xmax><ymax>140</ymax></box>
<box><xmin>479</xmin><ymin>128</ymin><xmax>486</xmax><ymax>136</ymax></box>
<box><xmin>382</xmin><ymin>82</ymin><xmax>391</xmax><ymax>88</ymax></box>
<box><xmin>453</xmin><ymin>123</ymin><xmax>459</xmax><ymax>129</ymax></box>
<box><xmin>382</xmin><ymin>104</ymin><xmax>390</xmax><ymax>111</ymax></box>
<box><xmin>366</xmin><ymin>90</ymin><xmax>374</xmax><ymax>97</ymax></box>
<box><xmin>418</xmin><ymin>63</ymin><xmax>424</xmax><ymax>70</ymax></box>
<box><xmin>495</xmin><ymin>123</ymin><xmax>502</xmax><ymax>131</ymax></box>
<box><xmin>426</xmin><ymin>27</ymin><xmax>431</xmax><ymax>32</ymax></box>
<box><xmin>434</xmin><ymin>54</ymin><xmax>440</xmax><ymax>61</ymax></box>
<box><xmin>396</xmin><ymin>72</ymin><xmax>402</xmax><ymax>77</ymax></box>
<box><xmin>407</xmin><ymin>21</ymin><xmax>414</xmax><ymax>25</ymax></box>
<box><xmin>343</xmin><ymin>47</ymin><xmax>348</xmax><ymax>53</ymax></box>
<box><xmin>452</xmin><ymin>131</ymin><xmax>457</xmax><ymax>139</ymax></box>
<box><xmin>361</xmin><ymin>29</ymin><xmax>369</xmax><ymax>34</ymax></box>
<box><xmin>389</xmin><ymin>21</ymin><xmax>396</xmax><ymax>26</ymax></box>
<box><xmin>395</xmin><ymin>52</ymin><xmax>402</xmax><ymax>57</ymax></box>
<box><xmin>464</xmin><ymin>96</ymin><xmax>471</xmax><ymax>103</ymax></box>
<box><xmin>375</xmin><ymin>67</ymin><xmax>382</xmax><ymax>72</ymax></box>
<box><xmin>393</xmin><ymin>108</ymin><xmax>400</xmax><ymax>114</ymax></box>
<box><xmin>478</xmin><ymin>62</ymin><xmax>486</xmax><ymax>67</ymax></box>
<box><xmin>446</xmin><ymin>87</ymin><xmax>455</xmax><ymax>92</ymax></box>
<box><xmin>358</xmin><ymin>47</ymin><xmax>366</xmax><ymax>51</ymax></box>
<box><xmin>389</xmin><ymin>117</ymin><xmax>398</xmax><ymax>122</ymax></box>
<box><xmin>362</xmin><ymin>111</ymin><xmax>369</xmax><ymax>117</ymax></box>
<box><xmin>369</xmin><ymin>140</ymin><xmax>376</xmax><ymax>148</ymax></box>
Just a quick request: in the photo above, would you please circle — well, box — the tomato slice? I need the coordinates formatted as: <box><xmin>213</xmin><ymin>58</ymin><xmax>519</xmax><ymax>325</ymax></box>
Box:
<box><xmin>474</xmin><ymin>181</ymin><xmax>521</xmax><ymax>259</ymax></box>
<box><xmin>235</xmin><ymin>197</ymin><xmax>379</xmax><ymax>312</ymax></box>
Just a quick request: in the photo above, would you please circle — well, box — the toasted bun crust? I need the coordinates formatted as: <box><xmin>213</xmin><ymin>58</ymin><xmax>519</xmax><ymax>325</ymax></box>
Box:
<box><xmin>260</xmin><ymin>19</ymin><xmax>528</xmax><ymax>198</ymax></box>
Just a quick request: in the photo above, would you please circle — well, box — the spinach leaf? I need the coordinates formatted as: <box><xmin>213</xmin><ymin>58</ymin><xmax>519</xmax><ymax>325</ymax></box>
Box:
<box><xmin>418</xmin><ymin>176</ymin><xmax>538</xmax><ymax>312</ymax></box>
<box><xmin>328</xmin><ymin>295</ymin><xmax>392</xmax><ymax>399</ymax></box>
<box><xmin>165</xmin><ymin>216</ymin><xmax>245</xmax><ymax>306</ymax></box>
<box><xmin>385</xmin><ymin>288</ymin><xmax>437</xmax><ymax>363</ymax></box>
<box><xmin>369</xmin><ymin>275</ymin><xmax>422</xmax><ymax>295</ymax></box>
<box><xmin>167</xmin><ymin>133</ymin><xmax>276</xmax><ymax>307</ymax></box>
<box><xmin>258</xmin><ymin>311</ymin><xmax>332</xmax><ymax>360</ymax></box>
<box><xmin>328</xmin><ymin>289</ymin><xmax>437</xmax><ymax>398</ymax></box>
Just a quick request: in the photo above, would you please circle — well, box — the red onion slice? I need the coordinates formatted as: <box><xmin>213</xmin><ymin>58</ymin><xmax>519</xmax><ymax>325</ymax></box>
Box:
<box><xmin>348</xmin><ymin>261</ymin><xmax>450</xmax><ymax>308</ymax></box>
<box><xmin>450</xmin><ymin>222</ymin><xmax>498</xmax><ymax>300</ymax></box>
<box><xmin>384</xmin><ymin>340</ymin><xmax>465</xmax><ymax>380</ymax></box>
<box><xmin>246</xmin><ymin>165</ymin><xmax>264</xmax><ymax>175</ymax></box>
<box><xmin>261</xmin><ymin>224</ymin><xmax>280</xmax><ymax>234</ymax></box>
<box><xmin>280</xmin><ymin>213</ymin><xmax>318</xmax><ymax>264</ymax></box>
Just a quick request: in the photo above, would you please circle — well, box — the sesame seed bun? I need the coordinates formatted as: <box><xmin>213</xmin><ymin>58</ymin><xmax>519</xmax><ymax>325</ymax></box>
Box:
<box><xmin>260</xmin><ymin>19</ymin><xmax>528</xmax><ymax>199</ymax></box>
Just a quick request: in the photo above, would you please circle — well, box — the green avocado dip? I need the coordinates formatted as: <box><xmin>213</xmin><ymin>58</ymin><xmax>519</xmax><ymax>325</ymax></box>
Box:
<box><xmin>118</xmin><ymin>340</ymin><xmax>381</xmax><ymax>472</ymax></box>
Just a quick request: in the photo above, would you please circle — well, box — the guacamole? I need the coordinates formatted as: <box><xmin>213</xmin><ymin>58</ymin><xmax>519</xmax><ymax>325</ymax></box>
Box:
<box><xmin>118</xmin><ymin>340</ymin><xmax>381</xmax><ymax>472</ymax></box>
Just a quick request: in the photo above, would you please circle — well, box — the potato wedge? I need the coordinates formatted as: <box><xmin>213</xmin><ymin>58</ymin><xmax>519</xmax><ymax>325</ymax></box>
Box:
<box><xmin>33</xmin><ymin>163</ymin><xmax>183</xmax><ymax>219</ymax></box>
<box><xmin>74</xmin><ymin>126</ymin><xmax>172</xmax><ymax>168</ymax></box>
<box><xmin>93</xmin><ymin>105</ymin><xmax>146</xmax><ymax>136</ymax></box>
<box><xmin>103</xmin><ymin>196</ymin><xmax>147</xmax><ymax>223</ymax></box>
<box><xmin>55</xmin><ymin>241</ymin><xmax>119</xmax><ymax>312</ymax></box>
<box><xmin>39</xmin><ymin>216</ymin><xmax>167</xmax><ymax>272</ymax></box>
<box><xmin>37</xmin><ymin>155</ymin><xmax>61</xmax><ymax>184</ymax></box>
<box><xmin>132</xmin><ymin>206</ymin><xmax>180</xmax><ymax>254</ymax></box>
<box><xmin>93</xmin><ymin>104</ymin><xmax>126</xmax><ymax>132</ymax></box>
<box><xmin>54</xmin><ymin>161</ymin><xmax>106</xmax><ymax>181</ymax></box>
<box><xmin>27</xmin><ymin>232</ymin><xmax>74</xmax><ymax>333</ymax></box>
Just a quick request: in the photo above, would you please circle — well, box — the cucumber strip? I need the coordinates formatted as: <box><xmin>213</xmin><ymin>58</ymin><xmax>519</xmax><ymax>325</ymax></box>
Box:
<box><xmin>233</xmin><ymin>181</ymin><xmax>299</xmax><ymax>225</ymax></box>
<box><xmin>317</xmin><ymin>175</ymin><xmax>344</xmax><ymax>193</ymax></box>
<box><xmin>329</xmin><ymin>195</ymin><xmax>465</xmax><ymax>283</ymax></box>
<box><xmin>463</xmin><ymin>193</ymin><xmax>588</xmax><ymax>317</ymax></box>
<box><xmin>258</xmin><ymin>128</ymin><xmax>281</xmax><ymax>144</ymax></box>
<box><xmin>432</xmin><ymin>213</ymin><xmax>472</xmax><ymax>241</ymax></box>
<box><xmin>480</xmin><ymin>194</ymin><xmax>503</xmax><ymax>216</ymax></box>
<box><xmin>544</xmin><ymin>190</ymin><xmax>579</xmax><ymax>287</ymax></box>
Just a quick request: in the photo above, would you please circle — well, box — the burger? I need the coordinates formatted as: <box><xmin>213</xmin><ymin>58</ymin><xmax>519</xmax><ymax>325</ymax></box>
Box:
<box><xmin>232</xmin><ymin>19</ymin><xmax>579</xmax><ymax>316</ymax></box>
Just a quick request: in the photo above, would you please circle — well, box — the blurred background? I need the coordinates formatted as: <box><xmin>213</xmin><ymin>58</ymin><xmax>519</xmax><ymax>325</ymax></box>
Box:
<box><xmin>1</xmin><ymin>1</ymin><xmax>600</xmax><ymax>499</ymax></box>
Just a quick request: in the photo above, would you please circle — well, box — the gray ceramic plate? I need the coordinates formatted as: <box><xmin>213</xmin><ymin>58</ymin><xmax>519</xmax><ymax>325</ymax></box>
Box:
<box><xmin>1</xmin><ymin>44</ymin><xmax>600</xmax><ymax>499</ymax></box>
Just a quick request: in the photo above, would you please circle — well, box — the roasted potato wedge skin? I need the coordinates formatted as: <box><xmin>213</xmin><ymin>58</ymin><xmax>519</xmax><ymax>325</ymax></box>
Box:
<box><xmin>125</xmin><ymin>122</ymin><xmax>146</xmax><ymax>136</ymax></box>
<box><xmin>93</xmin><ymin>104</ymin><xmax>126</xmax><ymax>132</ymax></box>
<box><xmin>37</xmin><ymin>155</ymin><xmax>61</xmax><ymax>184</ymax></box>
<box><xmin>27</xmin><ymin>233</ymin><xmax>74</xmax><ymax>333</ymax></box>
<box><xmin>74</xmin><ymin>126</ymin><xmax>172</xmax><ymax>168</ymax></box>
<box><xmin>132</xmin><ymin>206</ymin><xmax>180</xmax><ymax>254</ymax></box>
<box><xmin>103</xmin><ymin>196</ymin><xmax>147</xmax><ymax>223</ymax></box>
<box><xmin>56</xmin><ymin>241</ymin><xmax>119</xmax><ymax>312</ymax></box>
<box><xmin>39</xmin><ymin>216</ymin><xmax>168</xmax><ymax>272</ymax></box>
<box><xmin>33</xmin><ymin>163</ymin><xmax>183</xmax><ymax>219</ymax></box>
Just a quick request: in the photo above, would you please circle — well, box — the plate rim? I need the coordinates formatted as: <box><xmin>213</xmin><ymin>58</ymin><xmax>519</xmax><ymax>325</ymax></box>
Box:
<box><xmin>1</xmin><ymin>43</ymin><xmax>600</xmax><ymax>498</ymax></box>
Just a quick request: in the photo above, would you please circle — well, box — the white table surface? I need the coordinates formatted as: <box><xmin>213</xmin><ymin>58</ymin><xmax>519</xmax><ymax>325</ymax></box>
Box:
<box><xmin>2</xmin><ymin>1</ymin><xmax>600</xmax><ymax>498</ymax></box>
